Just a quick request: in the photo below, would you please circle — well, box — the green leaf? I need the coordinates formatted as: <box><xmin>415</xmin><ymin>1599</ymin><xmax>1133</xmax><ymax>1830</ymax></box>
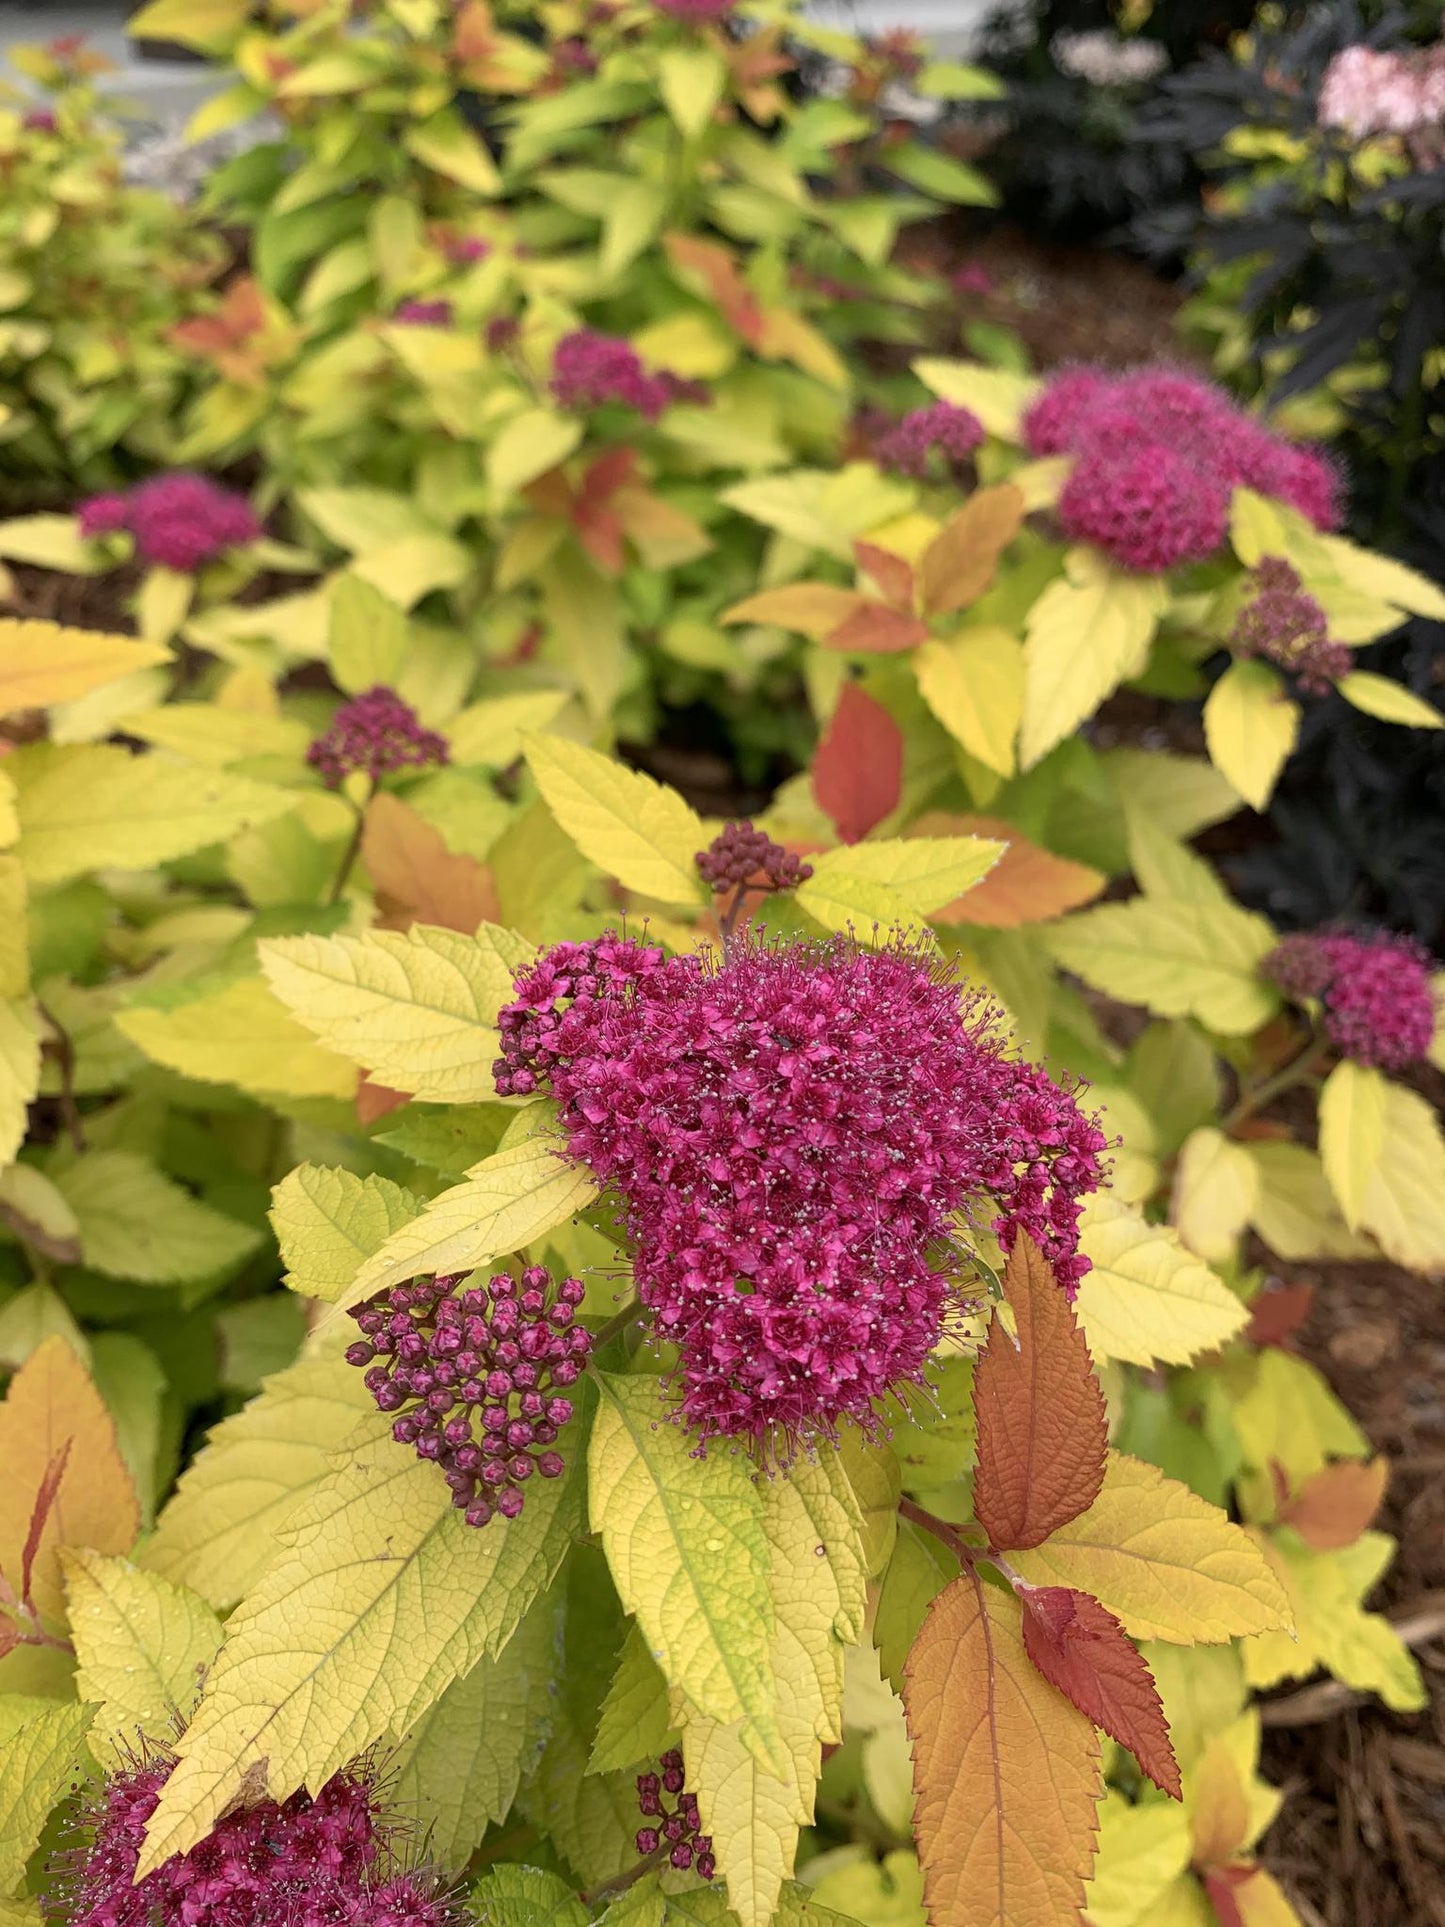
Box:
<box><xmin>117</xmin><ymin>978</ymin><xmax>359</xmax><ymax>1102</ymax></box>
<box><xmin>487</xmin><ymin>409</ymin><xmax>585</xmax><ymax>498</ymax></box>
<box><xmin>342</xmin><ymin>1135</ymin><xmax>599</xmax><ymax>1308</ymax></box>
<box><xmin>261</xmin><ymin>923</ymin><xmax>530</xmax><ymax>1102</ymax></box>
<box><xmin>0</xmin><ymin>1701</ymin><xmax>94</xmax><ymax>1890</ymax></box>
<box><xmin>1020</xmin><ymin>552</ymin><xmax>1167</xmax><ymax>768</ymax></box>
<box><xmin>1044</xmin><ymin>895</ymin><xmax>1279</xmax><ymax>1034</ymax></box>
<box><xmin>299</xmin><ymin>488</ymin><xmax>439</xmax><ymax>553</ymax></box>
<box><xmin>912</xmin><ymin>359</ymin><xmax>1042</xmax><ymax>440</ymax></box>
<box><xmin>62</xmin><ymin>1551</ymin><xmax>224</xmax><ymax>1755</ymax></box>
<box><xmin>11</xmin><ymin>744</ymin><xmax>292</xmax><ymax>886</ymax></box>
<box><xmin>883</xmin><ymin>143</ymin><xmax>997</xmax><ymax>206</ymax></box>
<box><xmin>218</xmin><ymin>1297</ymin><xmax>308</xmax><ymax>1394</ymax></box>
<box><xmin>917</xmin><ymin>60</ymin><xmax>1006</xmax><ymax>99</ymax></box>
<box><xmin>522</xmin><ymin>734</ymin><xmax>707</xmax><ymax>905</ymax></box>
<box><xmin>328</xmin><ymin>573</ymin><xmax>409</xmax><ymax>696</ymax></box>
<box><xmin>470</xmin><ymin>1865</ymin><xmax>590</xmax><ymax>1927</ymax></box>
<box><xmin>601</xmin><ymin>181</ymin><xmax>668</xmax><ymax>280</ymax></box>
<box><xmin>1243</xmin><ymin>1532</ymin><xmax>1425</xmax><ymax>1715</ymax></box>
<box><xmin>1203</xmin><ymin>659</ymin><xmax>1299</xmax><ymax>811</ymax></box>
<box><xmin>588</xmin><ymin>1620</ymin><xmax>674</xmax><ymax>1774</ymax></box>
<box><xmin>589</xmin><ymin>1372</ymin><xmax>781</xmax><ymax>1769</ymax></box>
<box><xmin>375</xmin><ymin>1103</ymin><xmax>513</xmax><ymax>1175</ymax></box>
<box><xmin>136</xmin><ymin>1412</ymin><xmax>585</xmax><ymax>1876</ymax></box>
<box><xmin>1351</xmin><ymin>1078</ymin><xmax>1445</xmax><ymax>1272</ymax></box>
<box><xmin>1337</xmin><ymin>671</ymin><xmax>1444</xmax><ymax>730</ymax></box>
<box><xmin>53</xmin><ymin>1151</ymin><xmax>261</xmax><ymax>1285</ymax></box>
<box><xmin>913</xmin><ymin>628</ymin><xmax>1024</xmax><ymax>777</ymax></box>
<box><xmin>1318</xmin><ymin>1059</ymin><xmax>1388</xmax><ymax>1233</ymax></box>
<box><xmin>659</xmin><ymin>45</ymin><xmax>727</xmax><ymax>137</ymax></box>
<box><xmin>269</xmin><ymin>1166</ymin><xmax>424</xmax><ymax>1302</ymax></box>
<box><xmin>141</xmin><ymin>1353</ymin><xmax>374</xmax><ymax>1609</ymax></box>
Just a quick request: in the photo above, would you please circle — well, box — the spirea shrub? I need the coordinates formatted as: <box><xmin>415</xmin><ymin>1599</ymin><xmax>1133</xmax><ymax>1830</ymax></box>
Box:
<box><xmin>77</xmin><ymin>472</ymin><xmax>261</xmax><ymax>573</ymax></box>
<box><xmin>1266</xmin><ymin>929</ymin><xmax>1438</xmax><ymax>1072</ymax></box>
<box><xmin>306</xmin><ymin>687</ymin><xmax>450</xmax><ymax>791</ymax></box>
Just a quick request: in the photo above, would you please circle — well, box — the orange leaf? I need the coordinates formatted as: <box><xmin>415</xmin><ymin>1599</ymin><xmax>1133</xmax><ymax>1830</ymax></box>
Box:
<box><xmin>854</xmin><ymin>540</ymin><xmax>916</xmax><ymax>613</ymax></box>
<box><xmin>1245</xmin><ymin>1282</ymin><xmax>1314</xmax><ymax>1350</ymax></box>
<box><xmin>909</xmin><ymin>812</ymin><xmax>1104</xmax><ymax>927</ymax></box>
<box><xmin>356</xmin><ymin>1074</ymin><xmax>409</xmax><ymax>1127</ymax></box>
<box><xmin>663</xmin><ymin>232</ymin><xmax>767</xmax><ymax>346</ymax></box>
<box><xmin>973</xmin><ymin>1235</ymin><xmax>1108</xmax><ymax>1553</ymax></box>
<box><xmin>905</xmin><ymin>1568</ymin><xmax>1103</xmax><ymax>1927</ymax></box>
<box><xmin>361</xmin><ymin>792</ymin><xmax>499</xmax><ymax>935</ymax></box>
<box><xmin>0</xmin><ymin>1335</ymin><xmax>139</xmax><ymax>1623</ymax></box>
<box><xmin>918</xmin><ymin>484</ymin><xmax>1026</xmax><ymax>619</ymax></box>
<box><xmin>722</xmin><ymin>583</ymin><xmax>864</xmax><ymax>640</ymax></box>
<box><xmin>822</xmin><ymin>602</ymin><xmax>931</xmax><ymax>654</ymax></box>
<box><xmin>1190</xmin><ymin>1736</ymin><xmax>1252</xmax><ymax>1871</ymax></box>
<box><xmin>1281</xmin><ymin>1458</ymin><xmax>1388</xmax><ymax>1551</ymax></box>
<box><xmin>1020</xmin><ymin>1586</ymin><xmax>1181</xmax><ymax>1798</ymax></box>
<box><xmin>612</xmin><ymin>487</ymin><xmax>711</xmax><ymax>571</ymax></box>
<box><xmin>812</xmin><ymin>684</ymin><xmax>901</xmax><ymax>845</ymax></box>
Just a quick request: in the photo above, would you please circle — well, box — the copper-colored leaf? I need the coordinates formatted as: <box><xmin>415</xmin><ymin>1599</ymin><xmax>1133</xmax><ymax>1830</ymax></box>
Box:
<box><xmin>1203</xmin><ymin>1866</ymin><xmax>1252</xmax><ymax>1927</ymax></box>
<box><xmin>909</xmin><ymin>812</ymin><xmax>1104</xmax><ymax>927</ymax></box>
<box><xmin>356</xmin><ymin>1074</ymin><xmax>410</xmax><ymax>1127</ymax></box>
<box><xmin>361</xmin><ymin>792</ymin><xmax>499</xmax><ymax>935</ymax></box>
<box><xmin>1245</xmin><ymin>1282</ymin><xmax>1314</xmax><ymax>1349</ymax></box>
<box><xmin>1282</xmin><ymin>1458</ymin><xmax>1388</xmax><ymax>1551</ymax></box>
<box><xmin>1190</xmin><ymin>1736</ymin><xmax>1252</xmax><ymax>1870</ymax></box>
<box><xmin>1020</xmin><ymin>1586</ymin><xmax>1181</xmax><ymax>1798</ymax></box>
<box><xmin>812</xmin><ymin>684</ymin><xmax>902</xmax><ymax>846</ymax></box>
<box><xmin>973</xmin><ymin>1235</ymin><xmax>1108</xmax><ymax>1553</ymax></box>
<box><xmin>822</xmin><ymin>602</ymin><xmax>930</xmax><ymax>655</ymax></box>
<box><xmin>721</xmin><ymin>583</ymin><xmax>865</xmax><ymax>641</ymax></box>
<box><xmin>663</xmin><ymin>232</ymin><xmax>767</xmax><ymax>346</ymax></box>
<box><xmin>854</xmin><ymin>540</ymin><xmax>916</xmax><ymax>614</ymax></box>
<box><xmin>905</xmin><ymin>1569</ymin><xmax>1103</xmax><ymax>1927</ymax></box>
<box><xmin>0</xmin><ymin>1336</ymin><xmax>139</xmax><ymax>1623</ymax></box>
<box><xmin>918</xmin><ymin>483</ymin><xmax>1026</xmax><ymax>619</ymax></box>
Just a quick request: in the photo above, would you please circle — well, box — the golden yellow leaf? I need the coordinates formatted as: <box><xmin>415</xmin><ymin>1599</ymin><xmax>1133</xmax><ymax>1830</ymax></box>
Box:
<box><xmin>0</xmin><ymin>619</ymin><xmax>170</xmax><ymax>718</ymax></box>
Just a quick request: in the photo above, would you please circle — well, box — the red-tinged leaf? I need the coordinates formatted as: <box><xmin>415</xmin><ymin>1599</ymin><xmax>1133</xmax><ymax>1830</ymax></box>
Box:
<box><xmin>356</xmin><ymin>1074</ymin><xmax>409</xmax><ymax>1127</ymax></box>
<box><xmin>905</xmin><ymin>1568</ymin><xmax>1103</xmax><ymax>1927</ymax></box>
<box><xmin>1202</xmin><ymin>1864</ymin><xmax>1255</xmax><ymax>1927</ymax></box>
<box><xmin>1019</xmin><ymin>1586</ymin><xmax>1181</xmax><ymax>1799</ymax></box>
<box><xmin>663</xmin><ymin>232</ymin><xmax>768</xmax><ymax>346</ymax></box>
<box><xmin>822</xmin><ymin>602</ymin><xmax>930</xmax><ymax>655</ymax></box>
<box><xmin>854</xmin><ymin>540</ymin><xmax>916</xmax><ymax>613</ymax></box>
<box><xmin>812</xmin><ymin>684</ymin><xmax>902</xmax><ymax>845</ymax></box>
<box><xmin>361</xmin><ymin>792</ymin><xmax>499</xmax><ymax>935</ymax></box>
<box><xmin>909</xmin><ymin>812</ymin><xmax>1104</xmax><ymax>927</ymax></box>
<box><xmin>1245</xmin><ymin>1282</ymin><xmax>1314</xmax><ymax>1349</ymax></box>
<box><xmin>1190</xmin><ymin>1738</ymin><xmax>1252</xmax><ymax>1871</ymax></box>
<box><xmin>20</xmin><ymin>1440</ymin><xmax>71</xmax><ymax>1611</ymax></box>
<box><xmin>973</xmin><ymin>1234</ymin><xmax>1108</xmax><ymax>1553</ymax></box>
<box><xmin>1282</xmin><ymin>1458</ymin><xmax>1388</xmax><ymax>1551</ymax></box>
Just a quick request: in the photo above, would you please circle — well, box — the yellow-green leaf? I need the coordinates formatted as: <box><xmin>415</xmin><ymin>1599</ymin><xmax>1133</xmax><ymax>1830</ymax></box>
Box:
<box><xmin>1230</xmin><ymin>1347</ymin><xmax>1367</xmax><ymax>1491</ymax></box>
<box><xmin>126</xmin><ymin>0</ymin><xmax>251</xmax><ymax>49</ymax></box>
<box><xmin>261</xmin><ymin>923</ymin><xmax>528</xmax><ymax>1102</ymax></box>
<box><xmin>1021</xmin><ymin>552</ymin><xmax>1167</xmax><ymax>768</ymax></box>
<box><xmin>126</xmin><ymin>703</ymin><xmax>310</xmax><ymax>767</ymax></box>
<box><xmin>1244</xmin><ymin>1142</ymin><xmax>1376</xmax><ymax>1262</ymax></box>
<box><xmin>659</xmin><ymin>45</ymin><xmax>727</xmax><ymax>137</ymax></box>
<box><xmin>405</xmin><ymin>107</ymin><xmax>502</xmax><ymax>194</ymax></box>
<box><xmin>1084</xmin><ymin>1792</ymin><xmax>1192</xmax><ymax>1927</ymax></box>
<box><xmin>1242</xmin><ymin>1531</ymin><xmax>1424</xmax><ymax>1715</ymax></box>
<box><xmin>589</xmin><ymin>1620</ymin><xmax>674</xmax><ymax>1775</ymax></box>
<box><xmin>0</xmin><ymin>1701</ymin><xmax>94</xmax><ymax>1890</ymax></box>
<box><xmin>53</xmin><ymin>1150</ymin><xmax>260</xmax><ymax>1285</ymax></box>
<box><xmin>589</xmin><ymin>1372</ymin><xmax>781</xmax><ymax>1770</ymax></box>
<box><xmin>1337</xmin><ymin>671</ymin><xmax>1444</xmax><ymax>730</ymax></box>
<box><xmin>0</xmin><ymin>993</ymin><xmax>40</xmax><ymax>1167</ymax></box>
<box><xmin>913</xmin><ymin>626</ymin><xmax>1024</xmax><ymax>777</ymax></box>
<box><xmin>117</xmin><ymin>977</ymin><xmax>359</xmax><ymax>1102</ymax></box>
<box><xmin>1075</xmin><ymin>1194</ymin><xmax>1247</xmax><ymax>1368</ymax></box>
<box><xmin>1045</xmin><ymin>896</ymin><xmax>1279</xmax><ymax>1034</ymax></box>
<box><xmin>912</xmin><ymin>359</ymin><xmax>1042</xmax><ymax>440</ymax></box>
<box><xmin>269</xmin><ymin>1166</ymin><xmax>424</xmax><ymax>1303</ymax></box>
<box><xmin>328</xmin><ymin>572</ymin><xmax>409</xmax><ymax>696</ymax></box>
<box><xmin>1317</xmin><ymin>1059</ymin><xmax>1387</xmax><ymax>1233</ymax></box>
<box><xmin>63</xmin><ymin>1550</ymin><xmax>223</xmax><ymax>1754</ymax></box>
<box><xmin>0</xmin><ymin>618</ymin><xmax>170</xmax><ymax>717</ymax></box>
<box><xmin>1317</xmin><ymin>533</ymin><xmax>1445</xmax><ymax>622</ymax></box>
<box><xmin>1171</xmin><ymin>1127</ymin><xmax>1260</xmax><ymax>1264</ymax></box>
<box><xmin>1203</xmin><ymin>660</ymin><xmax>1299</xmax><ymax>811</ymax></box>
<box><xmin>801</xmin><ymin>836</ymin><xmax>1004</xmax><ymax>920</ymax></box>
<box><xmin>522</xmin><ymin>733</ymin><xmax>707</xmax><ymax>905</ymax></box>
<box><xmin>487</xmin><ymin>409</ymin><xmax>584</xmax><ymax>498</ymax></box>
<box><xmin>1352</xmin><ymin>1077</ymin><xmax>1445</xmax><ymax>1271</ymax></box>
<box><xmin>1227</xmin><ymin>488</ymin><xmax>1293</xmax><ymax>569</ymax></box>
<box><xmin>1011</xmin><ymin>1451</ymin><xmax>1292</xmax><ymax>1645</ymax></box>
<box><xmin>449</xmin><ymin>691</ymin><xmax>571</xmax><ymax>768</ymax></box>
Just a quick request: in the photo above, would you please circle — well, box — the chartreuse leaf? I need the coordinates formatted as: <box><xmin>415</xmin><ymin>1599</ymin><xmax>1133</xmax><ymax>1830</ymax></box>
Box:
<box><xmin>913</xmin><ymin>626</ymin><xmax>1024</xmax><ymax>777</ymax></box>
<box><xmin>1011</xmin><ymin>1452</ymin><xmax>1292</xmax><ymax>1645</ymax></box>
<box><xmin>327</xmin><ymin>572</ymin><xmax>408</xmax><ymax>696</ymax></box>
<box><xmin>11</xmin><ymin>743</ymin><xmax>292</xmax><ymax>885</ymax></box>
<box><xmin>1242</xmin><ymin>1531</ymin><xmax>1424</xmax><ymax>1714</ymax></box>
<box><xmin>800</xmin><ymin>836</ymin><xmax>1004</xmax><ymax>925</ymax></box>
<box><xmin>1203</xmin><ymin>659</ymin><xmax>1299</xmax><ymax>811</ymax></box>
<box><xmin>1044</xmin><ymin>895</ymin><xmax>1278</xmax><ymax>1035</ymax></box>
<box><xmin>1352</xmin><ymin>1078</ymin><xmax>1445</xmax><ymax>1271</ymax></box>
<box><xmin>1171</xmin><ymin>1127</ymin><xmax>1259</xmax><ymax>1265</ymax></box>
<box><xmin>809</xmin><ymin>1848</ymin><xmax>926</xmax><ymax>1927</ymax></box>
<box><xmin>912</xmin><ymin>358</ymin><xmax>1042</xmax><ymax>440</ymax></box>
<box><xmin>341</xmin><ymin>1137</ymin><xmax>598</xmax><ymax>1309</ymax></box>
<box><xmin>141</xmin><ymin>1353</ymin><xmax>373</xmax><ymax>1609</ymax></box>
<box><xmin>53</xmin><ymin>1150</ymin><xmax>260</xmax><ymax>1285</ymax></box>
<box><xmin>904</xmin><ymin>1570</ymin><xmax>1103</xmax><ymax>1927</ymax></box>
<box><xmin>449</xmin><ymin>692</ymin><xmax>572</xmax><ymax>770</ymax></box>
<box><xmin>1337</xmin><ymin>671</ymin><xmax>1444</xmax><ymax>730</ymax></box>
<box><xmin>588</xmin><ymin>1620</ymin><xmax>674</xmax><ymax>1774</ymax></box>
<box><xmin>470</xmin><ymin>1865</ymin><xmax>590</xmax><ymax>1927</ymax></box>
<box><xmin>0</xmin><ymin>994</ymin><xmax>40</xmax><ymax>1167</ymax></box>
<box><xmin>0</xmin><ymin>619</ymin><xmax>169</xmax><ymax>716</ymax></box>
<box><xmin>270</xmin><ymin>1166</ymin><xmax>423</xmax><ymax>1302</ymax></box>
<box><xmin>118</xmin><ymin>978</ymin><xmax>357</xmax><ymax>1102</ymax></box>
<box><xmin>659</xmin><ymin>45</ymin><xmax>727</xmax><ymax>136</ymax></box>
<box><xmin>0</xmin><ymin>1336</ymin><xmax>140</xmax><ymax>1624</ymax></box>
<box><xmin>521</xmin><ymin>734</ymin><xmax>708</xmax><ymax>906</ymax></box>
<box><xmin>589</xmin><ymin>1373</ymin><xmax>782</xmax><ymax>1770</ymax></box>
<box><xmin>679</xmin><ymin>1454</ymin><xmax>867</xmax><ymax>1927</ymax></box>
<box><xmin>62</xmin><ymin>1551</ymin><xmax>223</xmax><ymax>1754</ymax></box>
<box><xmin>126</xmin><ymin>0</ymin><xmax>251</xmax><ymax>50</ymax></box>
<box><xmin>0</xmin><ymin>1700</ymin><xmax>94</xmax><ymax>1890</ymax></box>
<box><xmin>137</xmin><ymin>1413</ymin><xmax>585</xmax><ymax>1877</ymax></box>
<box><xmin>1083</xmin><ymin>1791</ymin><xmax>1191</xmax><ymax>1927</ymax></box>
<box><xmin>487</xmin><ymin>410</ymin><xmax>584</xmax><ymax>498</ymax></box>
<box><xmin>261</xmin><ymin>923</ymin><xmax>531</xmax><ymax>1102</ymax></box>
<box><xmin>1317</xmin><ymin>532</ymin><xmax>1445</xmax><ymax>622</ymax></box>
<box><xmin>1020</xmin><ymin>552</ymin><xmax>1168</xmax><ymax>768</ymax></box>
<box><xmin>1244</xmin><ymin>1142</ymin><xmax>1375</xmax><ymax>1262</ymax></box>
<box><xmin>389</xmin><ymin>1593</ymin><xmax>558</xmax><ymax>1866</ymax></box>
<box><xmin>1318</xmin><ymin>1059</ymin><xmax>1388</xmax><ymax>1234</ymax></box>
<box><xmin>1228</xmin><ymin>1348</ymin><xmax>1367</xmax><ymax>1492</ymax></box>
<box><xmin>1075</xmin><ymin>1195</ymin><xmax>1247</xmax><ymax>1369</ymax></box>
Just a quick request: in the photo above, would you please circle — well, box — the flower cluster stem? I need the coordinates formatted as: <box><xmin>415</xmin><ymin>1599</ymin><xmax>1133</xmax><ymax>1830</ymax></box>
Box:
<box><xmin>328</xmin><ymin>778</ymin><xmax>376</xmax><ymax>905</ymax></box>
<box><xmin>1223</xmin><ymin>1031</ymin><xmax>1331</xmax><ymax>1135</ymax></box>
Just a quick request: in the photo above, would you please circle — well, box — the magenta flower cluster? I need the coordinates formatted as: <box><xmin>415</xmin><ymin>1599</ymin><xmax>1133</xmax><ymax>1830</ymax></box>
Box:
<box><xmin>306</xmin><ymin>687</ymin><xmax>449</xmax><ymax>790</ymax></box>
<box><xmin>875</xmin><ymin>401</ymin><xmax>986</xmax><ymax>479</ymax></box>
<box><xmin>346</xmin><ymin>1267</ymin><xmax>591</xmax><ymax>1527</ymax></box>
<box><xmin>1230</xmin><ymin>556</ymin><xmax>1351</xmax><ymax>695</ymax></box>
<box><xmin>56</xmin><ymin>1754</ymin><xmax>458</xmax><ymax>1927</ymax></box>
<box><xmin>636</xmin><ymin>1752</ymin><xmax>715</xmax><ymax>1880</ymax></box>
<box><xmin>1021</xmin><ymin>366</ymin><xmax>1343</xmax><ymax>574</ymax></box>
<box><xmin>394</xmin><ymin>299</ymin><xmax>453</xmax><ymax>326</ymax></box>
<box><xmin>695</xmin><ymin>821</ymin><xmax>813</xmax><ymax>895</ymax></box>
<box><xmin>1266</xmin><ymin>930</ymin><xmax>1438</xmax><ymax>1073</ymax></box>
<box><xmin>653</xmin><ymin>0</ymin><xmax>734</xmax><ymax>20</ymax></box>
<box><xmin>77</xmin><ymin>473</ymin><xmax>261</xmax><ymax>573</ymax></box>
<box><xmin>494</xmin><ymin>935</ymin><xmax>667</xmax><ymax>1099</ymax></box>
<box><xmin>495</xmin><ymin>935</ymin><xmax>1106</xmax><ymax>1444</ymax></box>
<box><xmin>550</xmin><ymin>330</ymin><xmax>703</xmax><ymax>421</ymax></box>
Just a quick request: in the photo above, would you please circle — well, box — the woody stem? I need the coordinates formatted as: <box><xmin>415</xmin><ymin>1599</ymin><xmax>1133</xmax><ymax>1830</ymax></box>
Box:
<box><xmin>579</xmin><ymin>1844</ymin><xmax>666</xmax><ymax>1907</ymax></box>
<box><xmin>327</xmin><ymin>778</ymin><xmax>376</xmax><ymax>906</ymax></box>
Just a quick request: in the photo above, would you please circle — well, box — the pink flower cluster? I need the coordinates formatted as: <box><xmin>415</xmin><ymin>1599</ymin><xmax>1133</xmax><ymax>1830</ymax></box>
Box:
<box><xmin>347</xmin><ymin>1268</ymin><xmax>590</xmax><ymax>1528</ymax></box>
<box><xmin>394</xmin><ymin>299</ymin><xmax>452</xmax><ymax>326</ymax></box>
<box><xmin>1318</xmin><ymin>40</ymin><xmax>1445</xmax><ymax>148</ymax></box>
<box><xmin>653</xmin><ymin>0</ymin><xmax>733</xmax><ymax>21</ymax></box>
<box><xmin>1022</xmin><ymin>366</ymin><xmax>1343</xmax><ymax>573</ymax></box>
<box><xmin>306</xmin><ymin>687</ymin><xmax>449</xmax><ymax>790</ymax></box>
<box><xmin>56</xmin><ymin>1754</ymin><xmax>459</xmax><ymax>1927</ymax></box>
<box><xmin>550</xmin><ymin>330</ymin><xmax>703</xmax><ymax>420</ymax></box>
<box><xmin>1230</xmin><ymin>556</ymin><xmax>1351</xmax><ymax>695</ymax></box>
<box><xmin>875</xmin><ymin>401</ymin><xmax>986</xmax><ymax>479</ymax></box>
<box><xmin>636</xmin><ymin>1753</ymin><xmax>715</xmax><ymax>1879</ymax></box>
<box><xmin>695</xmin><ymin>820</ymin><xmax>813</xmax><ymax>895</ymax></box>
<box><xmin>496</xmin><ymin>935</ymin><xmax>1106</xmax><ymax>1444</ymax></box>
<box><xmin>1266</xmin><ymin>929</ymin><xmax>1438</xmax><ymax>1072</ymax></box>
<box><xmin>77</xmin><ymin>473</ymin><xmax>261</xmax><ymax>573</ymax></box>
